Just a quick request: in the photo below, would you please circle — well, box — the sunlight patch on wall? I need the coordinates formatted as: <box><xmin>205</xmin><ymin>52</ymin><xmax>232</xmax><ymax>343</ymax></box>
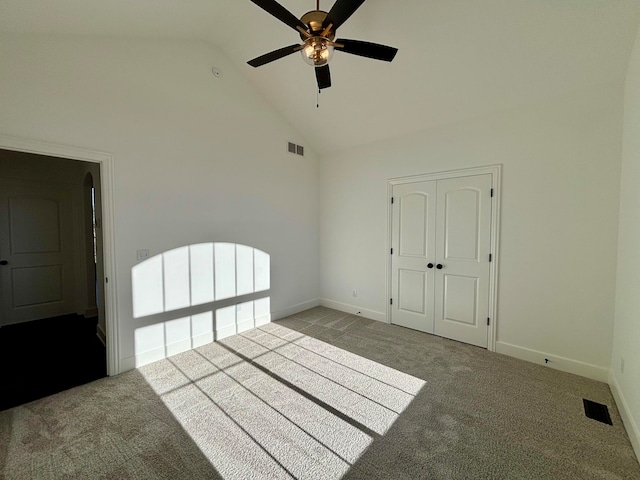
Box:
<box><xmin>139</xmin><ymin>323</ymin><xmax>426</xmax><ymax>480</ymax></box>
<box><xmin>132</xmin><ymin>243</ymin><xmax>271</xmax><ymax>368</ymax></box>
<box><xmin>132</xmin><ymin>242</ymin><xmax>270</xmax><ymax>318</ymax></box>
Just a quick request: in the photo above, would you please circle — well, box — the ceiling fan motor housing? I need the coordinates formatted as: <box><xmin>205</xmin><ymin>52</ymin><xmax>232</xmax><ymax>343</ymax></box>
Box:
<box><xmin>299</xmin><ymin>11</ymin><xmax>336</xmax><ymax>40</ymax></box>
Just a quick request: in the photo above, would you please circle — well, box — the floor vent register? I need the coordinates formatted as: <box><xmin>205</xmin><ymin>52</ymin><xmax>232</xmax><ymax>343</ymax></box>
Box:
<box><xmin>583</xmin><ymin>399</ymin><xmax>613</xmax><ymax>425</ymax></box>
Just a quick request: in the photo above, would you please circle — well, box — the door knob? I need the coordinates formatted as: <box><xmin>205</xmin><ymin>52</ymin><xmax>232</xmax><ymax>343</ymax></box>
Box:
<box><xmin>436</xmin><ymin>264</ymin><xmax>444</xmax><ymax>269</ymax></box>
<box><xmin>427</xmin><ymin>263</ymin><xmax>434</xmax><ymax>269</ymax></box>
<box><xmin>0</xmin><ymin>260</ymin><xmax>7</xmax><ymax>265</ymax></box>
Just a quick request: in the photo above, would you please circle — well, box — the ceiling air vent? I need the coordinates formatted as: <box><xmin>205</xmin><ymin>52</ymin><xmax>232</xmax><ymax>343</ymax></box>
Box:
<box><xmin>287</xmin><ymin>142</ymin><xmax>304</xmax><ymax>157</ymax></box>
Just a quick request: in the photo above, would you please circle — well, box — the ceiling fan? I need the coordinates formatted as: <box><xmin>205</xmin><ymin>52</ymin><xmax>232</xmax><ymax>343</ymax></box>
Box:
<box><xmin>247</xmin><ymin>0</ymin><xmax>398</xmax><ymax>90</ymax></box>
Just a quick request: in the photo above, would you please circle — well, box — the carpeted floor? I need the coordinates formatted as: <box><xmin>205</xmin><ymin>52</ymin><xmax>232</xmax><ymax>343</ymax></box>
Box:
<box><xmin>1</xmin><ymin>307</ymin><xmax>638</xmax><ymax>479</ymax></box>
<box><xmin>0</xmin><ymin>314</ymin><xmax>107</xmax><ymax>411</ymax></box>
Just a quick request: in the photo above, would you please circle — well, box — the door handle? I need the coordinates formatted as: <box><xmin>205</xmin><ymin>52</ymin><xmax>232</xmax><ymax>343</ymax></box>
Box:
<box><xmin>427</xmin><ymin>263</ymin><xmax>434</xmax><ymax>269</ymax></box>
<box><xmin>436</xmin><ymin>264</ymin><xmax>444</xmax><ymax>269</ymax></box>
<box><xmin>0</xmin><ymin>260</ymin><xmax>7</xmax><ymax>265</ymax></box>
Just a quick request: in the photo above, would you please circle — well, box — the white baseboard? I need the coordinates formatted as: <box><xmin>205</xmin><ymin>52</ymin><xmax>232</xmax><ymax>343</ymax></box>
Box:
<box><xmin>193</xmin><ymin>332</ymin><xmax>214</xmax><ymax>348</ymax></box>
<box><xmin>215</xmin><ymin>325</ymin><xmax>237</xmax><ymax>341</ymax></box>
<box><xmin>271</xmin><ymin>298</ymin><xmax>320</xmax><ymax>321</ymax></box>
<box><xmin>122</xmin><ymin>300</ymin><xmax>316</xmax><ymax>372</ymax></box>
<box><xmin>120</xmin><ymin>355</ymin><xmax>135</xmax><ymax>373</ymax></box>
<box><xmin>495</xmin><ymin>341</ymin><xmax>609</xmax><ymax>382</ymax></box>
<box><xmin>255</xmin><ymin>313</ymin><xmax>271</xmax><ymax>327</ymax></box>
<box><xmin>134</xmin><ymin>347</ymin><xmax>167</xmax><ymax>369</ymax></box>
<box><xmin>236</xmin><ymin>318</ymin><xmax>257</xmax><ymax>334</ymax></box>
<box><xmin>319</xmin><ymin>298</ymin><xmax>387</xmax><ymax>323</ymax></box>
<box><xmin>213</xmin><ymin>315</ymin><xmax>273</xmax><ymax>341</ymax></box>
<box><xmin>609</xmin><ymin>371</ymin><xmax>640</xmax><ymax>464</ymax></box>
<box><xmin>165</xmin><ymin>338</ymin><xmax>193</xmax><ymax>358</ymax></box>
<box><xmin>132</xmin><ymin>331</ymin><xmax>217</xmax><ymax>368</ymax></box>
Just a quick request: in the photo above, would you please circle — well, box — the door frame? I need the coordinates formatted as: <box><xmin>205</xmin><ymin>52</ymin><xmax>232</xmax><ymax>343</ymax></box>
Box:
<box><xmin>386</xmin><ymin>164</ymin><xmax>502</xmax><ymax>351</ymax></box>
<box><xmin>0</xmin><ymin>134</ymin><xmax>120</xmax><ymax>375</ymax></box>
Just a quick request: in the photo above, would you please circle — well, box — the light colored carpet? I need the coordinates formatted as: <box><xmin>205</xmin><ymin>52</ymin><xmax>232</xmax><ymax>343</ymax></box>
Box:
<box><xmin>1</xmin><ymin>306</ymin><xmax>639</xmax><ymax>479</ymax></box>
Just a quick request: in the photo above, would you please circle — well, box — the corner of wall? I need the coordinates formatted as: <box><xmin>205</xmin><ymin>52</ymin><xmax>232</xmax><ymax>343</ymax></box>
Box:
<box><xmin>271</xmin><ymin>298</ymin><xmax>321</xmax><ymax>321</ymax></box>
<box><xmin>609</xmin><ymin>369</ymin><xmax>640</xmax><ymax>464</ymax></box>
<box><xmin>608</xmin><ymin>16</ymin><xmax>640</xmax><ymax>468</ymax></box>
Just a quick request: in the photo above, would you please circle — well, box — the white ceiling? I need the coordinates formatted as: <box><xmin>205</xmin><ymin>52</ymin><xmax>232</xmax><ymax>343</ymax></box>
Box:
<box><xmin>1</xmin><ymin>0</ymin><xmax>640</xmax><ymax>155</ymax></box>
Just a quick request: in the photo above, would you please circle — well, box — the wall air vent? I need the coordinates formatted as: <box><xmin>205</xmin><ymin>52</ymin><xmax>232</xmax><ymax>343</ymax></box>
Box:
<box><xmin>287</xmin><ymin>141</ymin><xmax>304</xmax><ymax>156</ymax></box>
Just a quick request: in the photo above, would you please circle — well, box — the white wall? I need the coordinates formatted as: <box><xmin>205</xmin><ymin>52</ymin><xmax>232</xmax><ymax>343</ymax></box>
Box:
<box><xmin>0</xmin><ymin>33</ymin><xmax>320</xmax><ymax>372</ymax></box>
<box><xmin>611</xmin><ymin>24</ymin><xmax>640</xmax><ymax>461</ymax></box>
<box><xmin>319</xmin><ymin>81</ymin><xmax>623</xmax><ymax>380</ymax></box>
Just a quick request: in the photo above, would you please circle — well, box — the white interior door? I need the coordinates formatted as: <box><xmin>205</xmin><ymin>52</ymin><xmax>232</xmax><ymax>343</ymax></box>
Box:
<box><xmin>390</xmin><ymin>181</ymin><xmax>437</xmax><ymax>333</ymax></box>
<box><xmin>434</xmin><ymin>174</ymin><xmax>492</xmax><ymax>348</ymax></box>
<box><xmin>0</xmin><ymin>182</ymin><xmax>77</xmax><ymax>326</ymax></box>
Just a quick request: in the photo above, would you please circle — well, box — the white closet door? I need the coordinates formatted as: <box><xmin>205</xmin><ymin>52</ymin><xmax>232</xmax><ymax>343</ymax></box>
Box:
<box><xmin>433</xmin><ymin>174</ymin><xmax>492</xmax><ymax>348</ymax></box>
<box><xmin>390</xmin><ymin>181</ymin><xmax>437</xmax><ymax>333</ymax></box>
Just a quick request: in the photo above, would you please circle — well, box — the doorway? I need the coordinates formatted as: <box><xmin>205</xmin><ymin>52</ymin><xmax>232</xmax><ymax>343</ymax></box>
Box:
<box><xmin>387</xmin><ymin>165</ymin><xmax>501</xmax><ymax>350</ymax></box>
<box><xmin>0</xmin><ymin>146</ymin><xmax>112</xmax><ymax>409</ymax></box>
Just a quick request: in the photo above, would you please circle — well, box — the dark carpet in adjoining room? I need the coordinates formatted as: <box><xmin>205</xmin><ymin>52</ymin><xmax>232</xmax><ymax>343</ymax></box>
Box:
<box><xmin>0</xmin><ymin>314</ymin><xmax>106</xmax><ymax>411</ymax></box>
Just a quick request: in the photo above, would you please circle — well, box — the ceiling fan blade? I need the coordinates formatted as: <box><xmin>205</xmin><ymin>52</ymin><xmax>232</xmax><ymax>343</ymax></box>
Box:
<box><xmin>249</xmin><ymin>0</ymin><xmax>307</xmax><ymax>32</ymax></box>
<box><xmin>315</xmin><ymin>65</ymin><xmax>332</xmax><ymax>90</ymax></box>
<box><xmin>248</xmin><ymin>44</ymin><xmax>301</xmax><ymax>67</ymax></box>
<box><xmin>324</xmin><ymin>0</ymin><xmax>366</xmax><ymax>30</ymax></box>
<box><xmin>335</xmin><ymin>38</ymin><xmax>398</xmax><ymax>62</ymax></box>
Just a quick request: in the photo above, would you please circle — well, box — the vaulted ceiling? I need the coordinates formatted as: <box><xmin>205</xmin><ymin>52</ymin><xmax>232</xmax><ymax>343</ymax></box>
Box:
<box><xmin>1</xmin><ymin>0</ymin><xmax>639</xmax><ymax>154</ymax></box>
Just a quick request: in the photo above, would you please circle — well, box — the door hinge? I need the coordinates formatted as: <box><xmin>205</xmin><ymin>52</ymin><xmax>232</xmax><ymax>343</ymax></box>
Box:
<box><xmin>489</xmin><ymin>253</ymin><xmax>492</xmax><ymax>262</ymax></box>
<box><xmin>487</xmin><ymin>317</ymin><xmax>490</xmax><ymax>326</ymax></box>
<box><xmin>391</xmin><ymin>197</ymin><xmax>394</xmax><ymax>204</ymax></box>
<box><xmin>390</xmin><ymin>298</ymin><xmax>393</xmax><ymax>305</ymax></box>
<box><xmin>490</xmin><ymin>188</ymin><xmax>494</xmax><ymax>197</ymax></box>
<box><xmin>390</xmin><ymin>248</ymin><xmax>393</xmax><ymax>255</ymax></box>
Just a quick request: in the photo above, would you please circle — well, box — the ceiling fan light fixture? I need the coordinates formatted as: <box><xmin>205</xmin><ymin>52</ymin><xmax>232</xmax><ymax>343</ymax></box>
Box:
<box><xmin>301</xmin><ymin>37</ymin><xmax>334</xmax><ymax>67</ymax></box>
<box><xmin>247</xmin><ymin>0</ymin><xmax>398</xmax><ymax>89</ymax></box>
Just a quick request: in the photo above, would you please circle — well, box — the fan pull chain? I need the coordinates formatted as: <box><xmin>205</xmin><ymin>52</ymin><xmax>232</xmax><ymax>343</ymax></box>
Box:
<box><xmin>317</xmin><ymin>88</ymin><xmax>320</xmax><ymax>108</ymax></box>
